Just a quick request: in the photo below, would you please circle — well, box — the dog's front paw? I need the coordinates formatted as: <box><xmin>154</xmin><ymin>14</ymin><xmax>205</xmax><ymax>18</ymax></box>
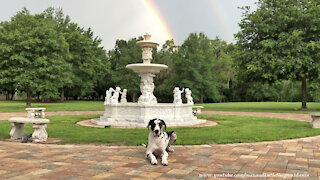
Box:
<box><xmin>151</xmin><ymin>159</ymin><xmax>158</xmax><ymax>165</ymax></box>
<box><xmin>162</xmin><ymin>159</ymin><xmax>168</xmax><ymax>166</ymax></box>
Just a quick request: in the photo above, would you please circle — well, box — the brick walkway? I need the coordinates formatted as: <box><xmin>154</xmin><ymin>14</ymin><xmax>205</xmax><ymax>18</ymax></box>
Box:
<box><xmin>1</xmin><ymin>136</ymin><xmax>320</xmax><ymax>180</ymax></box>
<box><xmin>0</xmin><ymin>111</ymin><xmax>319</xmax><ymax>179</ymax></box>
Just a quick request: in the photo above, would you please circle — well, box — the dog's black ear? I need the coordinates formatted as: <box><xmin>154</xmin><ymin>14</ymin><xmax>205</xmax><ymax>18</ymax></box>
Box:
<box><xmin>160</xmin><ymin>119</ymin><xmax>166</xmax><ymax>130</ymax></box>
<box><xmin>147</xmin><ymin>119</ymin><xmax>156</xmax><ymax>130</ymax></box>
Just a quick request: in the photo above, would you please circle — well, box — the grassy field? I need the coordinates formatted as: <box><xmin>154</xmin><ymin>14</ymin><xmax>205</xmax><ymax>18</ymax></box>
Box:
<box><xmin>0</xmin><ymin>100</ymin><xmax>104</xmax><ymax>112</ymax></box>
<box><xmin>1</xmin><ymin>100</ymin><xmax>320</xmax><ymax>113</ymax></box>
<box><xmin>1</xmin><ymin>114</ymin><xmax>319</xmax><ymax>145</ymax></box>
<box><xmin>200</xmin><ymin>102</ymin><xmax>320</xmax><ymax>113</ymax></box>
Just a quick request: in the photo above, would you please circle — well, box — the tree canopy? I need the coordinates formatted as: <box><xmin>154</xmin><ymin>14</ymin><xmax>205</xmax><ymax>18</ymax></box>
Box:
<box><xmin>2</xmin><ymin>5</ymin><xmax>320</xmax><ymax>105</ymax></box>
<box><xmin>236</xmin><ymin>0</ymin><xmax>320</xmax><ymax>108</ymax></box>
<box><xmin>0</xmin><ymin>8</ymin><xmax>71</xmax><ymax>106</ymax></box>
<box><xmin>107</xmin><ymin>38</ymin><xmax>142</xmax><ymax>102</ymax></box>
<box><xmin>0</xmin><ymin>7</ymin><xmax>109</xmax><ymax>105</ymax></box>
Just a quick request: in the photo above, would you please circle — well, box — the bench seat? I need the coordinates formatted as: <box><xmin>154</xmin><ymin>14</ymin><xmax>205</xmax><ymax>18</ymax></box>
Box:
<box><xmin>8</xmin><ymin>117</ymin><xmax>49</xmax><ymax>124</ymax></box>
<box><xmin>192</xmin><ymin>106</ymin><xmax>204</xmax><ymax>114</ymax></box>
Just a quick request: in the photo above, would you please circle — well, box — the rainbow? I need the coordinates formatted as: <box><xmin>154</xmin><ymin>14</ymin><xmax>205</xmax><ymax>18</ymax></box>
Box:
<box><xmin>140</xmin><ymin>0</ymin><xmax>175</xmax><ymax>43</ymax></box>
<box><xmin>207</xmin><ymin>1</ymin><xmax>234</xmax><ymax>42</ymax></box>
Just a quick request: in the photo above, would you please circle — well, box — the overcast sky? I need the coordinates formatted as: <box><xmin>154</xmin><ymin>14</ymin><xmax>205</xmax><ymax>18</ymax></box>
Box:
<box><xmin>0</xmin><ymin>0</ymin><xmax>258</xmax><ymax>51</ymax></box>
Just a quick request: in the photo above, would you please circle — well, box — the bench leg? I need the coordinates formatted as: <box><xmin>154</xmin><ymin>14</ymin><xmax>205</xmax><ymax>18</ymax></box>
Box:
<box><xmin>10</xmin><ymin>123</ymin><xmax>26</xmax><ymax>140</ymax></box>
<box><xmin>197</xmin><ymin>108</ymin><xmax>201</xmax><ymax>114</ymax></box>
<box><xmin>312</xmin><ymin>117</ymin><xmax>320</xmax><ymax>128</ymax></box>
<box><xmin>32</xmin><ymin>124</ymin><xmax>48</xmax><ymax>142</ymax></box>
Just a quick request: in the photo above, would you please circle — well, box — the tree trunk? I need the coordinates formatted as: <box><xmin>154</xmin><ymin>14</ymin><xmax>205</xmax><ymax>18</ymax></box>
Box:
<box><xmin>301</xmin><ymin>75</ymin><xmax>307</xmax><ymax>109</ymax></box>
<box><xmin>200</xmin><ymin>95</ymin><xmax>204</xmax><ymax>103</ymax></box>
<box><xmin>26</xmin><ymin>87</ymin><xmax>31</xmax><ymax>107</ymax></box>
<box><xmin>10</xmin><ymin>93</ymin><xmax>14</xmax><ymax>100</ymax></box>
<box><xmin>60</xmin><ymin>86</ymin><xmax>65</xmax><ymax>102</ymax></box>
<box><xmin>5</xmin><ymin>91</ymin><xmax>9</xmax><ymax>100</ymax></box>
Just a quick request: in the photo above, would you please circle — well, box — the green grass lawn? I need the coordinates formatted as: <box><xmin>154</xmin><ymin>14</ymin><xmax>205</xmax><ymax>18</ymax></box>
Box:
<box><xmin>1</xmin><ymin>100</ymin><xmax>320</xmax><ymax>113</ymax></box>
<box><xmin>1</xmin><ymin>114</ymin><xmax>319</xmax><ymax>145</ymax></box>
<box><xmin>0</xmin><ymin>100</ymin><xmax>104</xmax><ymax>112</ymax></box>
<box><xmin>200</xmin><ymin>102</ymin><xmax>320</xmax><ymax>113</ymax></box>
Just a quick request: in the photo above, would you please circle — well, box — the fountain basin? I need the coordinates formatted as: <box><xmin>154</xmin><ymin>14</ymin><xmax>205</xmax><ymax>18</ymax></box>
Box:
<box><xmin>91</xmin><ymin>103</ymin><xmax>206</xmax><ymax>127</ymax></box>
<box><xmin>136</xmin><ymin>40</ymin><xmax>158</xmax><ymax>48</ymax></box>
<box><xmin>126</xmin><ymin>63</ymin><xmax>168</xmax><ymax>74</ymax></box>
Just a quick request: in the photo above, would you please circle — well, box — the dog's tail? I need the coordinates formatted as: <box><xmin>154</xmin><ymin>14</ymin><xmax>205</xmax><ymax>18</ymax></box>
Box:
<box><xmin>141</xmin><ymin>143</ymin><xmax>147</xmax><ymax>148</ymax></box>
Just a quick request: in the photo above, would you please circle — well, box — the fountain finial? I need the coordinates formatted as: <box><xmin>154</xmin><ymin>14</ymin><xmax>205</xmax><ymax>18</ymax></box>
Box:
<box><xmin>144</xmin><ymin>33</ymin><xmax>151</xmax><ymax>40</ymax></box>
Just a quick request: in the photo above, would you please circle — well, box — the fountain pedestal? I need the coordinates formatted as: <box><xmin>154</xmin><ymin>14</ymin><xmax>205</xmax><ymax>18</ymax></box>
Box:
<box><xmin>92</xmin><ymin>34</ymin><xmax>205</xmax><ymax>127</ymax></box>
<box><xmin>92</xmin><ymin>103</ymin><xmax>205</xmax><ymax>127</ymax></box>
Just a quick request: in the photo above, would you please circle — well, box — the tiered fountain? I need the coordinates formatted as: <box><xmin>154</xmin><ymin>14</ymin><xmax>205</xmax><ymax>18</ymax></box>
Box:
<box><xmin>92</xmin><ymin>34</ymin><xmax>205</xmax><ymax>127</ymax></box>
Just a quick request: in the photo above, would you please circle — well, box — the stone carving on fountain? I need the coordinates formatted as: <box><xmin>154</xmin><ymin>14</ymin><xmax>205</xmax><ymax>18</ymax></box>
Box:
<box><xmin>92</xmin><ymin>34</ymin><xmax>206</xmax><ymax>127</ymax></box>
<box><xmin>185</xmin><ymin>88</ymin><xmax>194</xmax><ymax>105</ymax></box>
<box><xmin>104</xmin><ymin>87</ymin><xmax>128</xmax><ymax>105</ymax></box>
<box><xmin>173</xmin><ymin>87</ymin><xmax>184</xmax><ymax>105</ymax></box>
<box><xmin>138</xmin><ymin>73</ymin><xmax>157</xmax><ymax>104</ymax></box>
<box><xmin>120</xmin><ymin>89</ymin><xmax>128</xmax><ymax>103</ymax></box>
<box><xmin>104</xmin><ymin>87</ymin><xmax>114</xmax><ymax>105</ymax></box>
<box><xmin>111</xmin><ymin>87</ymin><xmax>121</xmax><ymax>104</ymax></box>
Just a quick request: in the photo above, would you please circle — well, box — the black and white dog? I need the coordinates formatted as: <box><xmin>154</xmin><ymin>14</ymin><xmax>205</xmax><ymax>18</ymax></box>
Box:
<box><xmin>146</xmin><ymin>118</ymin><xmax>177</xmax><ymax>166</ymax></box>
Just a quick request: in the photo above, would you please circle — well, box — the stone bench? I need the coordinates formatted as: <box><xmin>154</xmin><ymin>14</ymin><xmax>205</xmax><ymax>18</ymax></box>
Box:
<box><xmin>192</xmin><ymin>106</ymin><xmax>204</xmax><ymax>114</ymax></box>
<box><xmin>25</xmin><ymin>107</ymin><xmax>46</xmax><ymax>118</ymax></box>
<box><xmin>8</xmin><ymin>117</ymin><xmax>50</xmax><ymax>142</ymax></box>
<box><xmin>310</xmin><ymin>113</ymin><xmax>320</xmax><ymax>128</ymax></box>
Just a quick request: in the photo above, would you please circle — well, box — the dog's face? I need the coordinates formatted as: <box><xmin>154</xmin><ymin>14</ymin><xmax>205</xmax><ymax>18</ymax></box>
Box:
<box><xmin>147</xmin><ymin>118</ymin><xmax>166</xmax><ymax>137</ymax></box>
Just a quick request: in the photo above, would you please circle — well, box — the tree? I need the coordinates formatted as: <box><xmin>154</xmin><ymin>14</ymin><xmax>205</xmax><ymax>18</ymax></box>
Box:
<box><xmin>236</xmin><ymin>0</ymin><xmax>320</xmax><ymax>109</ymax></box>
<box><xmin>153</xmin><ymin>39</ymin><xmax>177</xmax><ymax>102</ymax></box>
<box><xmin>108</xmin><ymin>38</ymin><xmax>142</xmax><ymax>102</ymax></box>
<box><xmin>43</xmin><ymin>8</ymin><xmax>108</xmax><ymax>100</ymax></box>
<box><xmin>0</xmin><ymin>8</ymin><xmax>71</xmax><ymax>106</ymax></box>
<box><xmin>211</xmin><ymin>38</ymin><xmax>235</xmax><ymax>102</ymax></box>
<box><xmin>173</xmin><ymin>32</ymin><xmax>219</xmax><ymax>103</ymax></box>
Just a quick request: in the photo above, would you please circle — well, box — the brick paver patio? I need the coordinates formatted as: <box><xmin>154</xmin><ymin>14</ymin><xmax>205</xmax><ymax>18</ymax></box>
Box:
<box><xmin>1</xmin><ymin>136</ymin><xmax>320</xmax><ymax>179</ymax></box>
<box><xmin>0</xmin><ymin>111</ymin><xmax>319</xmax><ymax>179</ymax></box>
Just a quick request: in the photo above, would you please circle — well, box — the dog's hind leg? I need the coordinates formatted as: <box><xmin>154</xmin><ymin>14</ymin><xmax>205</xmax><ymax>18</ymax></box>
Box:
<box><xmin>161</xmin><ymin>151</ymin><xmax>168</xmax><ymax>166</ymax></box>
<box><xmin>166</xmin><ymin>131</ymin><xmax>177</xmax><ymax>152</ymax></box>
<box><xmin>146</xmin><ymin>151</ymin><xmax>157</xmax><ymax>165</ymax></box>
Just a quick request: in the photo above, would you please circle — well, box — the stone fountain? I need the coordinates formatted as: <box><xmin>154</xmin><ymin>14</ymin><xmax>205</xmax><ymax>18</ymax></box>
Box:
<box><xmin>92</xmin><ymin>34</ymin><xmax>205</xmax><ymax>127</ymax></box>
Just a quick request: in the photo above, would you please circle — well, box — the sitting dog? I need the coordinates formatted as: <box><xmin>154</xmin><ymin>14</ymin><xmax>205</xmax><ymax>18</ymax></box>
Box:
<box><xmin>146</xmin><ymin>118</ymin><xmax>177</xmax><ymax>166</ymax></box>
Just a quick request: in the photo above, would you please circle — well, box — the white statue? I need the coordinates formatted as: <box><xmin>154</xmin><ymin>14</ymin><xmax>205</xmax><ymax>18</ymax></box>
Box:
<box><xmin>173</xmin><ymin>87</ymin><xmax>184</xmax><ymax>105</ymax></box>
<box><xmin>138</xmin><ymin>74</ymin><xmax>157</xmax><ymax>104</ymax></box>
<box><xmin>111</xmin><ymin>87</ymin><xmax>121</xmax><ymax>104</ymax></box>
<box><xmin>185</xmin><ymin>88</ymin><xmax>194</xmax><ymax>104</ymax></box>
<box><xmin>120</xmin><ymin>89</ymin><xmax>127</xmax><ymax>103</ymax></box>
<box><xmin>104</xmin><ymin>87</ymin><xmax>114</xmax><ymax>105</ymax></box>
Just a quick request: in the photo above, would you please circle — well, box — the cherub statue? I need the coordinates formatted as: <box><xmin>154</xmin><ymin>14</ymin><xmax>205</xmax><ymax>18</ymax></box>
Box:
<box><xmin>185</xmin><ymin>88</ymin><xmax>194</xmax><ymax>105</ymax></box>
<box><xmin>104</xmin><ymin>87</ymin><xmax>114</xmax><ymax>105</ymax></box>
<box><xmin>173</xmin><ymin>87</ymin><xmax>184</xmax><ymax>105</ymax></box>
<box><xmin>111</xmin><ymin>87</ymin><xmax>121</xmax><ymax>104</ymax></box>
<box><xmin>120</xmin><ymin>89</ymin><xmax>127</xmax><ymax>103</ymax></box>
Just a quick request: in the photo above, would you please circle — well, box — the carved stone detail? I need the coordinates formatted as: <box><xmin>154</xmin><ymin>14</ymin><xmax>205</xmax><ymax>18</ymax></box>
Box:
<box><xmin>138</xmin><ymin>73</ymin><xmax>157</xmax><ymax>104</ymax></box>
<box><xmin>173</xmin><ymin>87</ymin><xmax>184</xmax><ymax>105</ymax></box>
